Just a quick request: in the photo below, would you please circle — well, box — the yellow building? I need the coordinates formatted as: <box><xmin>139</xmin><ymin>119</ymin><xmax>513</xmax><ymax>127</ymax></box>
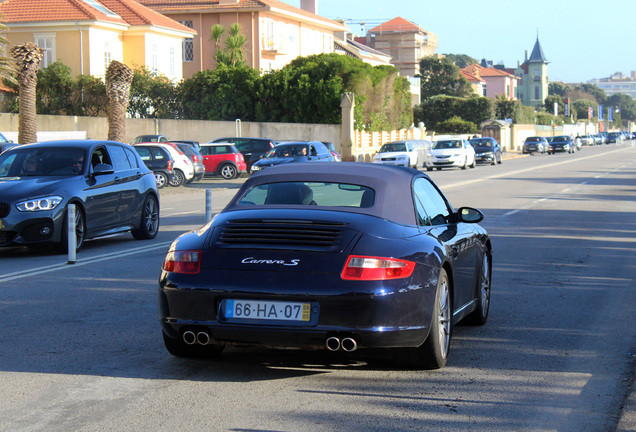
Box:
<box><xmin>0</xmin><ymin>0</ymin><xmax>196</xmax><ymax>81</ymax></box>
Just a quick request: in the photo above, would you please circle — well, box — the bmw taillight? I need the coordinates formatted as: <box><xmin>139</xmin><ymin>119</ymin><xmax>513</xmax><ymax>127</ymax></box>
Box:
<box><xmin>162</xmin><ymin>250</ymin><xmax>201</xmax><ymax>274</ymax></box>
<box><xmin>341</xmin><ymin>255</ymin><xmax>415</xmax><ymax>280</ymax></box>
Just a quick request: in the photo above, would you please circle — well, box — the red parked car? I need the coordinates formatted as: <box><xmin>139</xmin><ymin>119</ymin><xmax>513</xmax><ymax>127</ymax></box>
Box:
<box><xmin>198</xmin><ymin>143</ymin><xmax>247</xmax><ymax>179</ymax></box>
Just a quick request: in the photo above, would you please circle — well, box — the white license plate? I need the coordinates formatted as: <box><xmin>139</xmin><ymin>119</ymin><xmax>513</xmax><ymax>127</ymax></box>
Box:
<box><xmin>224</xmin><ymin>300</ymin><xmax>311</xmax><ymax>322</ymax></box>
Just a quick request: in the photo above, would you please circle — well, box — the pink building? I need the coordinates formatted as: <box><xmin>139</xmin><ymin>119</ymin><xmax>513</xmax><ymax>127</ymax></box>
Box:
<box><xmin>462</xmin><ymin>64</ymin><xmax>518</xmax><ymax>100</ymax></box>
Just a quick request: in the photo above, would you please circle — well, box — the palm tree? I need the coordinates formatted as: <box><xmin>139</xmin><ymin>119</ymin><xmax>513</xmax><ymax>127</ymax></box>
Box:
<box><xmin>105</xmin><ymin>60</ymin><xmax>133</xmax><ymax>142</ymax></box>
<box><xmin>225</xmin><ymin>23</ymin><xmax>247</xmax><ymax>67</ymax></box>
<box><xmin>209</xmin><ymin>23</ymin><xmax>247</xmax><ymax>67</ymax></box>
<box><xmin>0</xmin><ymin>20</ymin><xmax>17</xmax><ymax>85</ymax></box>
<box><xmin>10</xmin><ymin>42</ymin><xmax>43</xmax><ymax>144</ymax></box>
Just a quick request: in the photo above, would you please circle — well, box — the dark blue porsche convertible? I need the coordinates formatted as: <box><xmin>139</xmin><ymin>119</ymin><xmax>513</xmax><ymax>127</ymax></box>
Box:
<box><xmin>159</xmin><ymin>162</ymin><xmax>492</xmax><ymax>369</ymax></box>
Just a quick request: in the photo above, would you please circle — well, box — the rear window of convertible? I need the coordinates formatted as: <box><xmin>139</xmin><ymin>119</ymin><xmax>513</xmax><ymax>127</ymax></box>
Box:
<box><xmin>238</xmin><ymin>182</ymin><xmax>375</xmax><ymax>207</ymax></box>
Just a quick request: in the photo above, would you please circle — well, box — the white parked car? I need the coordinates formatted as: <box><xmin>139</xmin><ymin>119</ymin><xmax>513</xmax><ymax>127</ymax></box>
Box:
<box><xmin>372</xmin><ymin>140</ymin><xmax>429</xmax><ymax>168</ymax></box>
<box><xmin>133</xmin><ymin>142</ymin><xmax>194</xmax><ymax>186</ymax></box>
<box><xmin>425</xmin><ymin>138</ymin><xmax>476</xmax><ymax>171</ymax></box>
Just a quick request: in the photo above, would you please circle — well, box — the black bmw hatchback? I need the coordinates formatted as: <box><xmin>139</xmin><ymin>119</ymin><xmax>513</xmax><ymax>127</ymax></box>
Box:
<box><xmin>0</xmin><ymin>140</ymin><xmax>160</xmax><ymax>252</ymax></box>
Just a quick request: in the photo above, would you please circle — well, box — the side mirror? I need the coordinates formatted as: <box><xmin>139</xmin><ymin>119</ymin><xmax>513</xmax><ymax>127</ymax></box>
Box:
<box><xmin>458</xmin><ymin>207</ymin><xmax>484</xmax><ymax>223</ymax></box>
<box><xmin>92</xmin><ymin>163</ymin><xmax>115</xmax><ymax>176</ymax></box>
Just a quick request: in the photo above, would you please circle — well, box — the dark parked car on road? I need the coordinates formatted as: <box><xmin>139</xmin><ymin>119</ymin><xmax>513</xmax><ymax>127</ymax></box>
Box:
<box><xmin>132</xmin><ymin>144</ymin><xmax>176</xmax><ymax>189</ymax></box>
<box><xmin>0</xmin><ymin>140</ymin><xmax>159</xmax><ymax>252</ymax></box>
<box><xmin>209</xmin><ymin>137</ymin><xmax>275</xmax><ymax>173</ymax></box>
<box><xmin>607</xmin><ymin>132</ymin><xmax>622</xmax><ymax>143</ymax></box>
<box><xmin>547</xmin><ymin>135</ymin><xmax>575</xmax><ymax>154</ymax></box>
<box><xmin>250</xmin><ymin>141</ymin><xmax>335</xmax><ymax>172</ymax></box>
<box><xmin>158</xmin><ymin>162</ymin><xmax>492</xmax><ymax>369</ymax></box>
<box><xmin>522</xmin><ymin>136</ymin><xmax>548</xmax><ymax>154</ymax></box>
<box><xmin>469</xmin><ymin>137</ymin><xmax>502</xmax><ymax>165</ymax></box>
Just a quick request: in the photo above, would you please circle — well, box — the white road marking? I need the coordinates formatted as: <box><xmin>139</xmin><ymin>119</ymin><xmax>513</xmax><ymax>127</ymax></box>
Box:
<box><xmin>0</xmin><ymin>241</ymin><xmax>173</xmax><ymax>283</ymax></box>
<box><xmin>442</xmin><ymin>147</ymin><xmax>630</xmax><ymax>190</ymax></box>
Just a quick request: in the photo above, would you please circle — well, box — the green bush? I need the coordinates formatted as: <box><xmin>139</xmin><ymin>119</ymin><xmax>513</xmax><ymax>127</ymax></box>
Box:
<box><xmin>435</xmin><ymin>116</ymin><xmax>478</xmax><ymax>134</ymax></box>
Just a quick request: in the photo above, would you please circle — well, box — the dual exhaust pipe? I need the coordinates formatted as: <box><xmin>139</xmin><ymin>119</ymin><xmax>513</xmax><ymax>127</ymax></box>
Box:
<box><xmin>183</xmin><ymin>330</ymin><xmax>211</xmax><ymax>346</ymax></box>
<box><xmin>325</xmin><ymin>336</ymin><xmax>358</xmax><ymax>352</ymax></box>
<box><xmin>184</xmin><ymin>330</ymin><xmax>358</xmax><ymax>352</ymax></box>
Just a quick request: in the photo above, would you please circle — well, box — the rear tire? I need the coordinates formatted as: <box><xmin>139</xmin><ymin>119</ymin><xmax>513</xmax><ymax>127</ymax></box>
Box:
<box><xmin>393</xmin><ymin>268</ymin><xmax>452</xmax><ymax>369</ymax></box>
<box><xmin>465</xmin><ymin>252</ymin><xmax>491</xmax><ymax>325</ymax></box>
<box><xmin>162</xmin><ymin>331</ymin><xmax>225</xmax><ymax>358</ymax></box>
<box><xmin>131</xmin><ymin>195</ymin><xmax>159</xmax><ymax>240</ymax></box>
<box><xmin>220</xmin><ymin>163</ymin><xmax>238</xmax><ymax>179</ymax></box>
<box><xmin>154</xmin><ymin>172</ymin><xmax>168</xmax><ymax>189</ymax></box>
<box><xmin>169</xmin><ymin>169</ymin><xmax>185</xmax><ymax>187</ymax></box>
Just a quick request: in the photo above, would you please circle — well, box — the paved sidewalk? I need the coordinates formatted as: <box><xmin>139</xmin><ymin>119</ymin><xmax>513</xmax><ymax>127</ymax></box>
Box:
<box><xmin>617</xmin><ymin>359</ymin><xmax>636</xmax><ymax>431</ymax></box>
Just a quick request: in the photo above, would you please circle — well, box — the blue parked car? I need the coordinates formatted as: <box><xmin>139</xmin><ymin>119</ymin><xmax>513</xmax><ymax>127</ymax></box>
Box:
<box><xmin>250</xmin><ymin>141</ymin><xmax>334</xmax><ymax>173</ymax></box>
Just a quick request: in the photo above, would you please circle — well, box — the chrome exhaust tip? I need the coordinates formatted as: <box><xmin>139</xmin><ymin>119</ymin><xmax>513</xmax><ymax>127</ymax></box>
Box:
<box><xmin>196</xmin><ymin>331</ymin><xmax>211</xmax><ymax>345</ymax></box>
<box><xmin>325</xmin><ymin>336</ymin><xmax>341</xmax><ymax>351</ymax></box>
<box><xmin>341</xmin><ymin>337</ymin><xmax>358</xmax><ymax>352</ymax></box>
<box><xmin>183</xmin><ymin>331</ymin><xmax>197</xmax><ymax>345</ymax></box>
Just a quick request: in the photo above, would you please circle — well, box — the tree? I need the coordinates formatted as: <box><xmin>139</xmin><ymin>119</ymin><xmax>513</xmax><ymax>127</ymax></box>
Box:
<box><xmin>607</xmin><ymin>93</ymin><xmax>636</xmax><ymax>122</ymax></box>
<box><xmin>435</xmin><ymin>116</ymin><xmax>477</xmax><ymax>134</ymax></box>
<box><xmin>71</xmin><ymin>74</ymin><xmax>108</xmax><ymax>117</ymax></box>
<box><xmin>495</xmin><ymin>98</ymin><xmax>522</xmax><ymax>122</ymax></box>
<box><xmin>442</xmin><ymin>54</ymin><xmax>477</xmax><ymax>68</ymax></box>
<box><xmin>418</xmin><ymin>56</ymin><xmax>472</xmax><ymax>99</ymax></box>
<box><xmin>36</xmin><ymin>61</ymin><xmax>74</xmax><ymax>115</ymax></box>
<box><xmin>543</xmin><ymin>94</ymin><xmax>564</xmax><ymax>115</ymax></box>
<box><xmin>574</xmin><ymin>83</ymin><xmax>606</xmax><ymax>105</ymax></box>
<box><xmin>128</xmin><ymin>67</ymin><xmax>178</xmax><ymax>118</ymax></box>
<box><xmin>210</xmin><ymin>23</ymin><xmax>247</xmax><ymax>67</ymax></box>
<box><xmin>572</xmin><ymin>99</ymin><xmax>596</xmax><ymax>121</ymax></box>
<box><xmin>548</xmin><ymin>82</ymin><xmax>571</xmax><ymax>97</ymax></box>
<box><xmin>10</xmin><ymin>43</ymin><xmax>43</xmax><ymax>144</ymax></box>
<box><xmin>179</xmin><ymin>64</ymin><xmax>260</xmax><ymax>121</ymax></box>
<box><xmin>0</xmin><ymin>20</ymin><xmax>17</xmax><ymax>85</ymax></box>
<box><xmin>105</xmin><ymin>60</ymin><xmax>133</xmax><ymax>142</ymax></box>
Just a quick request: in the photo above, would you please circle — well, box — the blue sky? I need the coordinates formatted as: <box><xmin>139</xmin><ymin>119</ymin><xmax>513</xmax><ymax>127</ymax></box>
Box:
<box><xmin>282</xmin><ymin>0</ymin><xmax>635</xmax><ymax>84</ymax></box>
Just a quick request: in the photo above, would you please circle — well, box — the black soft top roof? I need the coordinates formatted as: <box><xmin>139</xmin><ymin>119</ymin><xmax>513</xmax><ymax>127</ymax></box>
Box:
<box><xmin>224</xmin><ymin>162</ymin><xmax>429</xmax><ymax>225</ymax></box>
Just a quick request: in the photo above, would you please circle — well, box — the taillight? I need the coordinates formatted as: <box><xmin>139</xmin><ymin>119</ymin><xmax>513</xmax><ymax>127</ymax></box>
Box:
<box><xmin>235</xmin><ymin>153</ymin><xmax>244</xmax><ymax>162</ymax></box>
<box><xmin>341</xmin><ymin>255</ymin><xmax>415</xmax><ymax>280</ymax></box>
<box><xmin>167</xmin><ymin>160</ymin><xmax>173</xmax><ymax>171</ymax></box>
<box><xmin>162</xmin><ymin>250</ymin><xmax>201</xmax><ymax>274</ymax></box>
<box><xmin>192</xmin><ymin>155</ymin><xmax>200</xmax><ymax>163</ymax></box>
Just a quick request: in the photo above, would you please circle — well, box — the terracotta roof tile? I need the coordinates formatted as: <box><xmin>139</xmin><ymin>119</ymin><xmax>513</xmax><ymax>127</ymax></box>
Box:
<box><xmin>462</xmin><ymin>64</ymin><xmax>516</xmax><ymax>78</ymax></box>
<box><xmin>0</xmin><ymin>0</ymin><xmax>195</xmax><ymax>34</ymax></box>
<box><xmin>460</xmin><ymin>69</ymin><xmax>484</xmax><ymax>83</ymax></box>
<box><xmin>0</xmin><ymin>0</ymin><xmax>127</xmax><ymax>25</ymax></box>
<box><xmin>99</xmin><ymin>0</ymin><xmax>195</xmax><ymax>32</ymax></box>
<box><xmin>139</xmin><ymin>0</ymin><xmax>347</xmax><ymax>29</ymax></box>
<box><xmin>369</xmin><ymin>17</ymin><xmax>427</xmax><ymax>33</ymax></box>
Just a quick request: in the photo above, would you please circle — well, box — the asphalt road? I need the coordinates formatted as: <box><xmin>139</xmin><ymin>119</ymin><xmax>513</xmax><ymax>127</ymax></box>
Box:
<box><xmin>0</xmin><ymin>144</ymin><xmax>634</xmax><ymax>431</ymax></box>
